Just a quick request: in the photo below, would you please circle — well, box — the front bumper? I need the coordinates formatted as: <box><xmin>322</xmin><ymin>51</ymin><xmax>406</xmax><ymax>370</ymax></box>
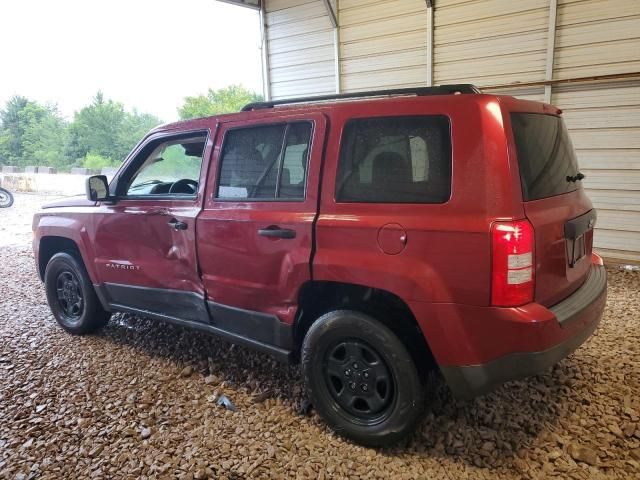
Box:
<box><xmin>438</xmin><ymin>261</ymin><xmax>607</xmax><ymax>399</ymax></box>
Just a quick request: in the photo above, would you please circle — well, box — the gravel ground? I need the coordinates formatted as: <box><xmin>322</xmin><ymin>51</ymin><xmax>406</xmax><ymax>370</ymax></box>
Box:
<box><xmin>1</xmin><ymin>193</ymin><xmax>639</xmax><ymax>479</ymax></box>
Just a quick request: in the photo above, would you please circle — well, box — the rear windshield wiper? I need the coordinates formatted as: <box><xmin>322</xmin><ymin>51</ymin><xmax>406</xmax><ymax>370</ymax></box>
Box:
<box><xmin>566</xmin><ymin>172</ymin><xmax>585</xmax><ymax>183</ymax></box>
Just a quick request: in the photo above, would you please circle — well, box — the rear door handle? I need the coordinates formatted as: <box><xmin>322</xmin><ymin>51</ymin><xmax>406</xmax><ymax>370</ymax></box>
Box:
<box><xmin>258</xmin><ymin>226</ymin><xmax>296</xmax><ymax>239</ymax></box>
<box><xmin>168</xmin><ymin>218</ymin><xmax>188</xmax><ymax>230</ymax></box>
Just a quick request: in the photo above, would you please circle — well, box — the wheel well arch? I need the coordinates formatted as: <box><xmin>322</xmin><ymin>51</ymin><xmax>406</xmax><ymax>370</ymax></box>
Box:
<box><xmin>294</xmin><ymin>281</ymin><xmax>436</xmax><ymax>374</ymax></box>
<box><xmin>38</xmin><ymin>236</ymin><xmax>81</xmax><ymax>280</ymax></box>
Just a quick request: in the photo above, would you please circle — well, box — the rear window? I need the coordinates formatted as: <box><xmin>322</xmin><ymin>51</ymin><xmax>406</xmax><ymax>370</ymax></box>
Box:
<box><xmin>511</xmin><ymin>113</ymin><xmax>581</xmax><ymax>201</ymax></box>
<box><xmin>336</xmin><ymin>116</ymin><xmax>451</xmax><ymax>203</ymax></box>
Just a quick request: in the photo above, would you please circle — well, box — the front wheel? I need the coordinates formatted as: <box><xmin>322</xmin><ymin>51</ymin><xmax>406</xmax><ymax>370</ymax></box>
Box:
<box><xmin>44</xmin><ymin>252</ymin><xmax>110</xmax><ymax>334</ymax></box>
<box><xmin>0</xmin><ymin>187</ymin><xmax>13</xmax><ymax>208</ymax></box>
<box><xmin>301</xmin><ymin>310</ymin><xmax>425</xmax><ymax>447</ymax></box>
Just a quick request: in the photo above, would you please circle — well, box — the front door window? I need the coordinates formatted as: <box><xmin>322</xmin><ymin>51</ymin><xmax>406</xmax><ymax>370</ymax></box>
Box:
<box><xmin>122</xmin><ymin>134</ymin><xmax>207</xmax><ymax>197</ymax></box>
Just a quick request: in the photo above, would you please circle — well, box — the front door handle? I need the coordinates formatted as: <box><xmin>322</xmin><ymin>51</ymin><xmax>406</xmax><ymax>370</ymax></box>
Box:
<box><xmin>168</xmin><ymin>218</ymin><xmax>188</xmax><ymax>231</ymax></box>
<box><xmin>258</xmin><ymin>226</ymin><xmax>296</xmax><ymax>239</ymax></box>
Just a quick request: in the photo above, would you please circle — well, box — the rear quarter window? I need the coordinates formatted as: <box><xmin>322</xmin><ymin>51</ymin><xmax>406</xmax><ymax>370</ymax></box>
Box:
<box><xmin>511</xmin><ymin>113</ymin><xmax>581</xmax><ymax>201</ymax></box>
<box><xmin>336</xmin><ymin>116</ymin><xmax>451</xmax><ymax>203</ymax></box>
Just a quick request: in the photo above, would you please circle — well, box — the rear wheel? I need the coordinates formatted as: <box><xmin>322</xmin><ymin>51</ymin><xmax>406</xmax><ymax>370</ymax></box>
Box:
<box><xmin>44</xmin><ymin>252</ymin><xmax>110</xmax><ymax>334</ymax></box>
<box><xmin>302</xmin><ymin>310</ymin><xmax>425</xmax><ymax>447</ymax></box>
<box><xmin>0</xmin><ymin>187</ymin><xmax>13</xmax><ymax>208</ymax></box>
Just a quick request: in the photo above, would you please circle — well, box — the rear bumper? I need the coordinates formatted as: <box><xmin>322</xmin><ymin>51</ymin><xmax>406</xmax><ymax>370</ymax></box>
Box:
<box><xmin>421</xmin><ymin>258</ymin><xmax>607</xmax><ymax>399</ymax></box>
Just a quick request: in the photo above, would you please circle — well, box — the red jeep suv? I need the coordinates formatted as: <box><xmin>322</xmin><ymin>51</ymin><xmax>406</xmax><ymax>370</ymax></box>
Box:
<box><xmin>33</xmin><ymin>85</ymin><xmax>607</xmax><ymax>446</ymax></box>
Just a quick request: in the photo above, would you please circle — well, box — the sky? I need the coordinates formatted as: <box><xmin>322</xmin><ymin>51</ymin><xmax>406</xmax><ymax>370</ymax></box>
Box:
<box><xmin>0</xmin><ymin>0</ymin><xmax>263</xmax><ymax>122</ymax></box>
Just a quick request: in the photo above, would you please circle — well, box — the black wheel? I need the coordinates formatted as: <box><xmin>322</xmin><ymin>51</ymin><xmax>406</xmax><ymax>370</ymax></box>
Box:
<box><xmin>0</xmin><ymin>188</ymin><xmax>13</xmax><ymax>208</ymax></box>
<box><xmin>44</xmin><ymin>252</ymin><xmax>110</xmax><ymax>334</ymax></box>
<box><xmin>302</xmin><ymin>310</ymin><xmax>425</xmax><ymax>447</ymax></box>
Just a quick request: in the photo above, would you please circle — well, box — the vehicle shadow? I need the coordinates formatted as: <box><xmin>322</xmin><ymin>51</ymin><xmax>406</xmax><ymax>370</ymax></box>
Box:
<box><xmin>99</xmin><ymin>312</ymin><xmax>307</xmax><ymax>404</ymax></box>
<box><xmin>99</xmin><ymin>312</ymin><xmax>576</xmax><ymax>469</ymax></box>
<box><xmin>390</xmin><ymin>363</ymin><xmax>577</xmax><ymax>469</ymax></box>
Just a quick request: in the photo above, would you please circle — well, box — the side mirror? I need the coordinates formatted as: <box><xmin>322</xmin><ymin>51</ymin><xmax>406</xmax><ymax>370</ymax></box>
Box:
<box><xmin>86</xmin><ymin>175</ymin><xmax>110</xmax><ymax>201</ymax></box>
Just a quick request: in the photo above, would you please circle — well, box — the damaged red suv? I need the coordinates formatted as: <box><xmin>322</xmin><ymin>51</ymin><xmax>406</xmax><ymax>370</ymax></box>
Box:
<box><xmin>33</xmin><ymin>85</ymin><xmax>607</xmax><ymax>446</ymax></box>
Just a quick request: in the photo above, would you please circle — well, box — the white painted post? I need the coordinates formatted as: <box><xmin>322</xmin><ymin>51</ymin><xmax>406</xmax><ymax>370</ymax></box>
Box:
<box><xmin>545</xmin><ymin>0</ymin><xmax>558</xmax><ymax>103</ymax></box>
<box><xmin>334</xmin><ymin>25</ymin><xmax>341</xmax><ymax>94</ymax></box>
<box><xmin>259</xmin><ymin>2</ymin><xmax>271</xmax><ymax>101</ymax></box>
<box><xmin>427</xmin><ymin>2</ymin><xmax>434</xmax><ymax>87</ymax></box>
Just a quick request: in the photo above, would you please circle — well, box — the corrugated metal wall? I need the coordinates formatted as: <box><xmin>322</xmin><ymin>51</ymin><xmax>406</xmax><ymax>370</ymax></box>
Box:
<box><xmin>550</xmin><ymin>0</ymin><xmax>640</xmax><ymax>263</ymax></box>
<box><xmin>261</xmin><ymin>0</ymin><xmax>640</xmax><ymax>263</ymax></box>
<box><xmin>338</xmin><ymin>0</ymin><xmax>427</xmax><ymax>92</ymax></box>
<box><xmin>265</xmin><ymin>0</ymin><xmax>335</xmax><ymax>98</ymax></box>
<box><xmin>433</xmin><ymin>0</ymin><xmax>549</xmax><ymax>87</ymax></box>
<box><xmin>554</xmin><ymin>0</ymin><xmax>640</xmax><ymax>79</ymax></box>
<box><xmin>555</xmin><ymin>81</ymin><xmax>640</xmax><ymax>263</ymax></box>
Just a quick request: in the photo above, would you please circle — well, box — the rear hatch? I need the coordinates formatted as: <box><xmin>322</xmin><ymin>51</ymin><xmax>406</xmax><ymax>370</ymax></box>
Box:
<box><xmin>510</xmin><ymin>112</ymin><xmax>595</xmax><ymax>307</ymax></box>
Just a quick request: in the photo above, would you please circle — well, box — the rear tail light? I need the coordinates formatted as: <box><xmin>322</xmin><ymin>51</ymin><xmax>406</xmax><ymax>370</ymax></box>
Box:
<box><xmin>591</xmin><ymin>252</ymin><xmax>604</xmax><ymax>266</ymax></box>
<box><xmin>491</xmin><ymin>219</ymin><xmax>535</xmax><ymax>306</ymax></box>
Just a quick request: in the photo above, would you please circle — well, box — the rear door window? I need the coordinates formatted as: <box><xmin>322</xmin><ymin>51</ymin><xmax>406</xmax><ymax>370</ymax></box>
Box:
<box><xmin>511</xmin><ymin>113</ymin><xmax>581</xmax><ymax>201</ymax></box>
<box><xmin>336</xmin><ymin>116</ymin><xmax>451</xmax><ymax>203</ymax></box>
<box><xmin>217</xmin><ymin>122</ymin><xmax>312</xmax><ymax>200</ymax></box>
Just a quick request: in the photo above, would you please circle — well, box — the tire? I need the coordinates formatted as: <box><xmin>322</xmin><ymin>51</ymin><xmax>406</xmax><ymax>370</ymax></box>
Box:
<box><xmin>44</xmin><ymin>252</ymin><xmax>110</xmax><ymax>334</ymax></box>
<box><xmin>302</xmin><ymin>310</ymin><xmax>425</xmax><ymax>447</ymax></box>
<box><xmin>0</xmin><ymin>188</ymin><xmax>13</xmax><ymax>208</ymax></box>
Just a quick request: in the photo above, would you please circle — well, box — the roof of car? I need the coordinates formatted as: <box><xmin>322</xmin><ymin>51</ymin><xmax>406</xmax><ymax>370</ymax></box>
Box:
<box><xmin>152</xmin><ymin>84</ymin><xmax>560</xmax><ymax>134</ymax></box>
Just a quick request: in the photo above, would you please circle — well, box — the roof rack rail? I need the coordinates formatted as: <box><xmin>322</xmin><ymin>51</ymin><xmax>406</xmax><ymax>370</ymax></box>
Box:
<box><xmin>241</xmin><ymin>84</ymin><xmax>481</xmax><ymax>111</ymax></box>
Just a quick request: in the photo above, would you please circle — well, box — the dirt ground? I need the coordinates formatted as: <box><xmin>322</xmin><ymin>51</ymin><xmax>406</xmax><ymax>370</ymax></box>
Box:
<box><xmin>1</xmin><ymin>193</ymin><xmax>639</xmax><ymax>479</ymax></box>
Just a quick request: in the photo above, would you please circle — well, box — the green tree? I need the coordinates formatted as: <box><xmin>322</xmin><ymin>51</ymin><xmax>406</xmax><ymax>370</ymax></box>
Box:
<box><xmin>67</xmin><ymin>92</ymin><xmax>162</xmax><ymax>165</ymax></box>
<box><xmin>82</xmin><ymin>152</ymin><xmax>116</xmax><ymax>170</ymax></box>
<box><xmin>178</xmin><ymin>85</ymin><xmax>263</xmax><ymax>119</ymax></box>
<box><xmin>0</xmin><ymin>91</ymin><xmax>162</xmax><ymax>171</ymax></box>
<box><xmin>0</xmin><ymin>96</ymin><xmax>30</xmax><ymax>165</ymax></box>
<box><xmin>116</xmin><ymin>109</ymin><xmax>162</xmax><ymax>160</ymax></box>
<box><xmin>0</xmin><ymin>97</ymin><xmax>69</xmax><ymax>168</ymax></box>
<box><xmin>21</xmin><ymin>103</ymin><xmax>69</xmax><ymax>169</ymax></box>
<box><xmin>66</xmin><ymin>92</ymin><xmax>127</xmax><ymax>162</ymax></box>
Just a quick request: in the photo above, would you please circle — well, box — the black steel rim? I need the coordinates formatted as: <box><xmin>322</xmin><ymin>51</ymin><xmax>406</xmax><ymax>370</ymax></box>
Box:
<box><xmin>55</xmin><ymin>270</ymin><xmax>84</xmax><ymax>323</ymax></box>
<box><xmin>323</xmin><ymin>338</ymin><xmax>395</xmax><ymax>423</ymax></box>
